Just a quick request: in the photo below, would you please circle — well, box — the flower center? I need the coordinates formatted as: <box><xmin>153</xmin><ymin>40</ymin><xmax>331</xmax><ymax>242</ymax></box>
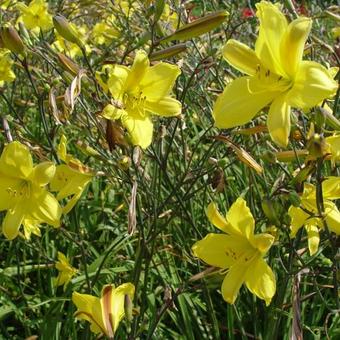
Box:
<box><xmin>250</xmin><ymin>64</ymin><xmax>292</xmax><ymax>94</ymax></box>
<box><xmin>123</xmin><ymin>89</ymin><xmax>147</xmax><ymax>118</ymax></box>
<box><xmin>6</xmin><ymin>180</ymin><xmax>32</xmax><ymax>200</ymax></box>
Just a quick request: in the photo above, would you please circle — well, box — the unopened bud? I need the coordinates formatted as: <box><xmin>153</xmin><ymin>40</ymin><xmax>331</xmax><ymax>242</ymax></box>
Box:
<box><xmin>275</xmin><ymin>150</ymin><xmax>308</xmax><ymax>162</ymax></box>
<box><xmin>18</xmin><ymin>22</ymin><xmax>32</xmax><ymax>46</ymax></box>
<box><xmin>261</xmin><ymin>199</ymin><xmax>279</xmax><ymax>225</ymax></box>
<box><xmin>322</xmin><ymin>106</ymin><xmax>340</xmax><ymax>131</ymax></box>
<box><xmin>261</xmin><ymin>150</ymin><xmax>277</xmax><ymax>163</ymax></box>
<box><xmin>314</xmin><ymin>107</ymin><xmax>326</xmax><ymax>129</ymax></box>
<box><xmin>76</xmin><ymin>140</ymin><xmax>101</xmax><ymax>157</ymax></box>
<box><xmin>53</xmin><ymin>15</ymin><xmax>82</xmax><ymax>46</ymax></box>
<box><xmin>57</xmin><ymin>53</ymin><xmax>80</xmax><ymax>76</ymax></box>
<box><xmin>0</xmin><ymin>26</ymin><xmax>25</xmax><ymax>54</ymax></box>
<box><xmin>161</xmin><ymin>10</ymin><xmax>228</xmax><ymax>43</ymax></box>
<box><xmin>124</xmin><ymin>294</ymin><xmax>133</xmax><ymax>323</ymax></box>
<box><xmin>150</xmin><ymin>43</ymin><xmax>187</xmax><ymax>61</ymax></box>
<box><xmin>154</xmin><ymin>0</ymin><xmax>165</xmax><ymax>23</ymax></box>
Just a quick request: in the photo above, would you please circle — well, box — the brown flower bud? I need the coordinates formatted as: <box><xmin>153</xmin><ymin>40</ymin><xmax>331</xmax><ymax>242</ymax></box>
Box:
<box><xmin>0</xmin><ymin>26</ymin><xmax>25</xmax><ymax>54</ymax></box>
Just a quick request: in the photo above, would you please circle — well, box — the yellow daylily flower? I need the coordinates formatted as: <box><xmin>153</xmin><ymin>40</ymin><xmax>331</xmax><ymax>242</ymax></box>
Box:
<box><xmin>50</xmin><ymin>135</ymin><xmax>94</xmax><ymax>214</ymax></box>
<box><xmin>54</xmin><ymin>251</ymin><xmax>77</xmax><ymax>288</ymax></box>
<box><xmin>192</xmin><ymin>198</ymin><xmax>276</xmax><ymax>305</ymax></box>
<box><xmin>0</xmin><ymin>142</ymin><xmax>62</xmax><ymax>240</ymax></box>
<box><xmin>97</xmin><ymin>50</ymin><xmax>181</xmax><ymax>148</ymax></box>
<box><xmin>91</xmin><ymin>19</ymin><xmax>120</xmax><ymax>46</ymax></box>
<box><xmin>17</xmin><ymin>0</ymin><xmax>53</xmax><ymax>31</ymax></box>
<box><xmin>213</xmin><ymin>1</ymin><xmax>338</xmax><ymax>147</ymax></box>
<box><xmin>0</xmin><ymin>49</ymin><xmax>16</xmax><ymax>87</ymax></box>
<box><xmin>289</xmin><ymin>177</ymin><xmax>340</xmax><ymax>255</ymax></box>
<box><xmin>72</xmin><ymin>283</ymin><xmax>135</xmax><ymax>338</ymax></box>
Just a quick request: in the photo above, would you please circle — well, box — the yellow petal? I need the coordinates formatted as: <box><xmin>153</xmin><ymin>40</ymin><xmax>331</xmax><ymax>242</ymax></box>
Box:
<box><xmin>29</xmin><ymin>188</ymin><xmax>62</xmax><ymax>227</ymax></box>
<box><xmin>325</xmin><ymin>136</ymin><xmax>340</xmax><ymax>164</ymax></box>
<box><xmin>145</xmin><ymin>96</ymin><xmax>181</xmax><ymax>117</ymax></box>
<box><xmin>288</xmin><ymin>205</ymin><xmax>309</xmax><ymax>237</ymax></box>
<box><xmin>57</xmin><ymin>135</ymin><xmax>68</xmax><ymax>162</ymax></box>
<box><xmin>31</xmin><ymin>162</ymin><xmax>56</xmax><ymax>186</ymax></box>
<box><xmin>225</xmin><ymin>197</ymin><xmax>255</xmax><ymax>239</ymax></box>
<box><xmin>280</xmin><ymin>17</ymin><xmax>312</xmax><ymax>77</ymax></box>
<box><xmin>245</xmin><ymin>257</ymin><xmax>276</xmax><ymax>306</ymax></box>
<box><xmin>96</xmin><ymin>65</ymin><xmax>129</xmax><ymax>98</ymax></box>
<box><xmin>101</xmin><ymin>283</ymin><xmax>135</xmax><ymax>335</ymax></box>
<box><xmin>221</xmin><ymin>259</ymin><xmax>248</xmax><ymax>304</ymax></box>
<box><xmin>251</xmin><ymin>233</ymin><xmax>274</xmax><ymax>254</ymax></box>
<box><xmin>101</xmin><ymin>104</ymin><xmax>126</xmax><ymax>120</ymax></box>
<box><xmin>305</xmin><ymin>224</ymin><xmax>319</xmax><ymax>255</ymax></box>
<box><xmin>62</xmin><ymin>192</ymin><xmax>82</xmax><ymax>214</ymax></box>
<box><xmin>324</xmin><ymin>201</ymin><xmax>340</xmax><ymax>235</ymax></box>
<box><xmin>125</xmin><ymin>50</ymin><xmax>149</xmax><ymax>91</ymax></box>
<box><xmin>51</xmin><ymin>165</ymin><xmax>90</xmax><ymax>198</ymax></box>
<box><xmin>206</xmin><ymin>202</ymin><xmax>229</xmax><ymax>233</ymax></box>
<box><xmin>72</xmin><ymin>292</ymin><xmax>106</xmax><ymax>335</ymax></box>
<box><xmin>321</xmin><ymin>177</ymin><xmax>340</xmax><ymax>200</ymax></box>
<box><xmin>2</xmin><ymin>204</ymin><xmax>25</xmax><ymax>240</ymax></box>
<box><xmin>107</xmin><ymin>65</ymin><xmax>130</xmax><ymax>99</ymax></box>
<box><xmin>255</xmin><ymin>1</ymin><xmax>288</xmax><ymax>75</ymax></box>
<box><xmin>287</xmin><ymin>61</ymin><xmax>338</xmax><ymax>109</ymax></box>
<box><xmin>0</xmin><ymin>142</ymin><xmax>33</xmax><ymax>179</ymax></box>
<box><xmin>121</xmin><ymin>114</ymin><xmax>153</xmax><ymax>149</ymax></box>
<box><xmin>222</xmin><ymin>39</ymin><xmax>261</xmax><ymax>76</ymax></box>
<box><xmin>213</xmin><ymin>77</ymin><xmax>278</xmax><ymax>129</ymax></box>
<box><xmin>140</xmin><ymin>62</ymin><xmax>181</xmax><ymax>101</ymax></box>
<box><xmin>0</xmin><ymin>176</ymin><xmax>20</xmax><ymax>211</ymax></box>
<box><xmin>267</xmin><ymin>94</ymin><xmax>291</xmax><ymax>147</ymax></box>
<box><xmin>192</xmin><ymin>234</ymin><xmax>240</xmax><ymax>268</ymax></box>
<box><xmin>22</xmin><ymin>218</ymin><xmax>41</xmax><ymax>239</ymax></box>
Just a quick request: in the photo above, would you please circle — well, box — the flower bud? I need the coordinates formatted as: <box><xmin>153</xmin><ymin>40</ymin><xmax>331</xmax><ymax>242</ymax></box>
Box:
<box><xmin>53</xmin><ymin>15</ymin><xmax>82</xmax><ymax>46</ymax></box>
<box><xmin>261</xmin><ymin>199</ymin><xmax>279</xmax><ymax>225</ymax></box>
<box><xmin>261</xmin><ymin>150</ymin><xmax>277</xmax><ymax>163</ymax></box>
<box><xmin>154</xmin><ymin>0</ymin><xmax>165</xmax><ymax>23</ymax></box>
<box><xmin>0</xmin><ymin>26</ymin><xmax>25</xmax><ymax>54</ymax></box>
<box><xmin>161</xmin><ymin>10</ymin><xmax>228</xmax><ymax>43</ymax></box>
<box><xmin>150</xmin><ymin>43</ymin><xmax>187</xmax><ymax>61</ymax></box>
<box><xmin>57</xmin><ymin>53</ymin><xmax>80</xmax><ymax>76</ymax></box>
<box><xmin>124</xmin><ymin>294</ymin><xmax>133</xmax><ymax>323</ymax></box>
<box><xmin>274</xmin><ymin>150</ymin><xmax>308</xmax><ymax>162</ymax></box>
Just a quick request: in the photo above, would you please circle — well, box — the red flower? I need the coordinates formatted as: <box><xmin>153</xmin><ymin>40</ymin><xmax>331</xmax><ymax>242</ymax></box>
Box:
<box><xmin>241</xmin><ymin>7</ymin><xmax>254</xmax><ymax>19</ymax></box>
